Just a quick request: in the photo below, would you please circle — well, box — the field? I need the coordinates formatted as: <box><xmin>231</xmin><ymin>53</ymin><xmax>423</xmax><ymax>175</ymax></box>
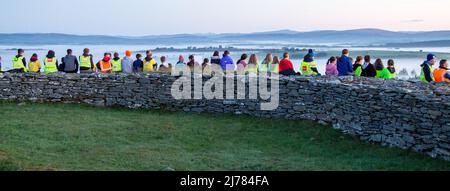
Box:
<box><xmin>0</xmin><ymin>102</ymin><xmax>449</xmax><ymax>171</ymax></box>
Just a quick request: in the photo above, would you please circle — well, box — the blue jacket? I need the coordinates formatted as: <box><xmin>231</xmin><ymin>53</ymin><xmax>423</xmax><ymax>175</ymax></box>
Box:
<box><xmin>220</xmin><ymin>55</ymin><xmax>234</xmax><ymax>71</ymax></box>
<box><xmin>133</xmin><ymin>60</ymin><xmax>143</xmax><ymax>73</ymax></box>
<box><xmin>337</xmin><ymin>55</ymin><xmax>353</xmax><ymax>76</ymax></box>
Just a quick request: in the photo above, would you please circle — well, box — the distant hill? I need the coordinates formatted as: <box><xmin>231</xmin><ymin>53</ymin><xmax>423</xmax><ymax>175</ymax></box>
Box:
<box><xmin>1</xmin><ymin>29</ymin><xmax>450</xmax><ymax>46</ymax></box>
<box><xmin>385</xmin><ymin>40</ymin><xmax>450</xmax><ymax>47</ymax></box>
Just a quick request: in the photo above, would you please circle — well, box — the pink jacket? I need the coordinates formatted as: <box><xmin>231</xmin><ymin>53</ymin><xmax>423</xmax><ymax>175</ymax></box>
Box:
<box><xmin>326</xmin><ymin>64</ymin><xmax>339</xmax><ymax>76</ymax></box>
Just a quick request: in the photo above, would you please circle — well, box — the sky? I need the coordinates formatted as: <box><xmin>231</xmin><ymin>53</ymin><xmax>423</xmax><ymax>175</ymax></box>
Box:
<box><xmin>1</xmin><ymin>0</ymin><xmax>450</xmax><ymax>36</ymax></box>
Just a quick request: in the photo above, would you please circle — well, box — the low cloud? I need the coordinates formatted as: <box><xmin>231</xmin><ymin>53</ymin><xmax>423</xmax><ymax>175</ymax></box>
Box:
<box><xmin>403</xmin><ymin>19</ymin><xmax>425</xmax><ymax>23</ymax></box>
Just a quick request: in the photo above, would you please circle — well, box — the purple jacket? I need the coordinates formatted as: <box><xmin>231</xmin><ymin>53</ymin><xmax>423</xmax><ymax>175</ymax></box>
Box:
<box><xmin>326</xmin><ymin>64</ymin><xmax>339</xmax><ymax>76</ymax></box>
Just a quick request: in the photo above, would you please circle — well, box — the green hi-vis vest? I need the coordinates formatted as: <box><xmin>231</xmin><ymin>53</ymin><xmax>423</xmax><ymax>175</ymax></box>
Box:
<box><xmin>79</xmin><ymin>55</ymin><xmax>92</xmax><ymax>68</ymax></box>
<box><xmin>12</xmin><ymin>56</ymin><xmax>27</xmax><ymax>72</ymax></box>
<box><xmin>111</xmin><ymin>58</ymin><xmax>122</xmax><ymax>72</ymax></box>
<box><xmin>259</xmin><ymin>61</ymin><xmax>270</xmax><ymax>73</ymax></box>
<box><xmin>44</xmin><ymin>57</ymin><xmax>58</xmax><ymax>74</ymax></box>
<box><xmin>389</xmin><ymin>71</ymin><xmax>396</xmax><ymax>78</ymax></box>
<box><xmin>300</xmin><ymin>61</ymin><xmax>315</xmax><ymax>76</ymax></box>
<box><xmin>376</xmin><ymin>68</ymin><xmax>391</xmax><ymax>79</ymax></box>
<box><xmin>270</xmin><ymin>64</ymin><xmax>279</xmax><ymax>74</ymax></box>
<box><xmin>420</xmin><ymin>64</ymin><xmax>435</xmax><ymax>83</ymax></box>
<box><xmin>354</xmin><ymin>65</ymin><xmax>362</xmax><ymax>76</ymax></box>
<box><xmin>247</xmin><ymin>63</ymin><xmax>259</xmax><ymax>74</ymax></box>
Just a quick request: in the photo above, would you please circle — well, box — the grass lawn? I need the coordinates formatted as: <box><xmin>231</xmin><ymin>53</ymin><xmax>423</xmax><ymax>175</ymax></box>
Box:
<box><xmin>0</xmin><ymin>102</ymin><xmax>449</xmax><ymax>171</ymax></box>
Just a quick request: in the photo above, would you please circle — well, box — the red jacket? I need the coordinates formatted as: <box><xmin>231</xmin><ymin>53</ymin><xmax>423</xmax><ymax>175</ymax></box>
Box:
<box><xmin>279</xmin><ymin>58</ymin><xmax>294</xmax><ymax>72</ymax></box>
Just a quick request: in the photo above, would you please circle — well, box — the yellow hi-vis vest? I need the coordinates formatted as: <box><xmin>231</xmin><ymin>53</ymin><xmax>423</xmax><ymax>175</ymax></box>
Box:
<box><xmin>79</xmin><ymin>55</ymin><xmax>92</xmax><ymax>68</ymax></box>
<box><xmin>301</xmin><ymin>61</ymin><xmax>315</xmax><ymax>76</ymax></box>
<box><xmin>111</xmin><ymin>58</ymin><xmax>122</xmax><ymax>72</ymax></box>
<box><xmin>246</xmin><ymin>63</ymin><xmax>259</xmax><ymax>74</ymax></box>
<box><xmin>12</xmin><ymin>56</ymin><xmax>27</xmax><ymax>72</ymax></box>
<box><xmin>420</xmin><ymin>64</ymin><xmax>435</xmax><ymax>83</ymax></box>
<box><xmin>270</xmin><ymin>64</ymin><xmax>279</xmax><ymax>74</ymax></box>
<box><xmin>44</xmin><ymin>57</ymin><xmax>58</xmax><ymax>74</ymax></box>
<box><xmin>143</xmin><ymin>59</ymin><xmax>157</xmax><ymax>72</ymax></box>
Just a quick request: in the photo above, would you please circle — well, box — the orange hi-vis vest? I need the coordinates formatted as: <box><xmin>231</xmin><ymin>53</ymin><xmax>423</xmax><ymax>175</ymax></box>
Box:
<box><xmin>100</xmin><ymin>60</ymin><xmax>112</xmax><ymax>73</ymax></box>
<box><xmin>433</xmin><ymin>68</ymin><xmax>450</xmax><ymax>83</ymax></box>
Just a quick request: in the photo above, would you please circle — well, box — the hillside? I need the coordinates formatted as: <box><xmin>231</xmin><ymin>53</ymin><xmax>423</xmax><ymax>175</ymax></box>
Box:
<box><xmin>1</xmin><ymin>29</ymin><xmax>450</xmax><ymax>46</ymax></box>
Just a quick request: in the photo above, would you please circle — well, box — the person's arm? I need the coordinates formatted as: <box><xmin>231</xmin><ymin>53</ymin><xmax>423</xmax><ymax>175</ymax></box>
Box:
<box><xmin>311</xmin><ymin>67</ymin><xmax>320</xmax><ymax>75</ymax></box>
<box><xmin>96</xmin><ymin>62</ymin><xmax>101</xmax><ymax>71</ymax></box>
<box><xmin>423</xmin><ymin>65</ymin><xmax>433</xmax><ymax>82</ymax></box>
<box><xmin>22</xmin><ymin>57</ymin><xmax>27</xmax><ymax>67</ymax></box>
<box><xmin>75</xmin><ymin>57</ymin><xmax>79</xmax><ymax>72</ymax></box>
<box><xmin>444</xmin><ymin>72</ymin><xmax>450</xmax><ymax>81</ymax></box>
<box><xmin>90</xmin><ymin>55</ymin><xmax>95</xmax><ymax>69</ymax></box>
<box><xmin>348</xmin><ymin>60</ymin><xmax>354</xmax><ymax>73</ymax></box>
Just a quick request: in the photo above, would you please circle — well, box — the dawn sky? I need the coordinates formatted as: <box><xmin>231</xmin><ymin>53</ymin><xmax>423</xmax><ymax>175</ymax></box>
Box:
<box><xmin>1</xmin><ymin>0</ymin><xmax>449</xmax><ymax>36</ymax></box>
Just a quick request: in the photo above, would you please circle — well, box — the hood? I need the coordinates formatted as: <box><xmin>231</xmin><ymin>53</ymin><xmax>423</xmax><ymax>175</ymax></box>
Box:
<box><xmin>102</xmin><ymin>57</ymin><xmax>111</xmax><ymax>62</ymax></box>
<box><xmin>30</xmin><ymin>56</ymin><xmax>38</xmax><ymax>62</ymax></box>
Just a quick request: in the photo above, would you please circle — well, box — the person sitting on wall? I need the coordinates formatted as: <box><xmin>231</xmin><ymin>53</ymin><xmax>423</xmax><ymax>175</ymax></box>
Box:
<box><xmin>420</xmin><ymin>54</ymin><xmax>437</xmax><ymax>83</ymax></box>
<box><xmin>353</xmin><ymin>56</ymin><xmax>364</xmax><ymax>77</ymax></box>
<box><xmin>279</xmin><ymin>52</ymin><xmax>296</xmax><ymax>76</ymax></box>
<box><xmin>133</xmin><ymin>54</ymin><xmax>144</xmax><ymax>73</ymax></box>
<box><xmin>433</xmin><ymin>59</ymin><xmax>450</xmax><ymax>83</ymax></box>
<box><xmin>96</xmin><ymin>53</ymin><xmax>113</xmax><ymax>74</ymax></box>
<box><xmin>337</xmin><ymin>49</ymin><xmax>354</xmax><ymax>76</ymax></box>
<box><xmin>158</xmin><ymin>56</ymin><xmax>172</xmax><ymax>73</ymax></box>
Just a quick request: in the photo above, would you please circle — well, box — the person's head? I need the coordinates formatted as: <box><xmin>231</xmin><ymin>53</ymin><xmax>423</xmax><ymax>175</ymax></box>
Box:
<box><xmin>203</xmin><ymin>58</ymin><xmax>209</xmax><ymax>64</ymax></box>
<box><xmin>18</xmin><ymin>49</ymin><xmax>24</xmax><ymax>56</ymax></box>
<box><xmin>355</xmin><ymin>56</ymin><xmax>363</xmax><ymax>64</ymax></box>
<box><xmin>188</xmin><ymin>55</ymin><xmax>195</xmax><ymax>61</ymax></box>
<box><xmin>223</xmin><ymin>50</ymin><xmax>230</xmax><ymax>57</ymax></box>
<box><xmin>104</xmin><ymin>52</ymin><xmax>112</xmax><ymax>58</ymax></box>
<box><xmin>179</xmin><ymin>55</ymin><xmax>185</xmax><ymax>62</ymax></box>
<box><xmin>136</xmin><ymin>54</ymin><xmax>142</xmax><ymax>60</ymax></box>
<box><xmin>240</xmin><ymin>54</ymin><xmax>248</xmax><ymax>61</ymax></box>
<box><xmin>439</xmin><ymin>59</ymin><xmax>448</xmax><ymax>69</ymax></box>
<box><xmin>427</xmin><ymin>53</ymin><xmax>437</xmax><ymax>65</ymax></box>
<box><xmin>387</xmin><ymin>59</ymin><xmax>395</xmax><ymax>68</ymax></box>
<box><xmin>342</xmin><ymin>49</ymin><xmax>349</xmax><ymax>56</ymax></box>
<box><xmin>125</xmin><ymin>50</ymin><xmax>132</xmax><ymax>57</ymax></box>
<box><xmin>249</xmin><ymin>54</ymin><xmax>258</xmax><ymax>64</ymax></box>
<box><xmin>264</xmin><ymin>53</ymin><xmax>273</xmax><ymax>63</ymax></box>
<box><xmin>31</xmin><ymin>53</ymin><xmax>38</xmax><ymax>58</ymax></box>
<box><xmin>160</xmin><ymin>56</ymin><xmax>166</xmax><ymax>63</ymax></box>
<box><xmin>67</xmin><ymin>49</ymin><xmax>73</xmax><ymax>55</ymax></box>
<box><xmin>213</xmin><ymin>51</ymin><xmax>220</xmax><ymax>57</ymax></box>
<box><xmin>364</xmin><ymin>55</ymin><xmax>371</xmax><ymax>63</ymax></box>
<box><xmin>273</xmin><ymin>56</ymin><xmax>280</xmax><ymax>64</ymax></box>
<box><xmin>327</xmin><ymin>56</ymin><xmax>337</xmax><ymax>65</ymax></box>
<box><xmin>114</xmin><ymin>52</ymin><xmax>120</xmax><ymax>58</ymax></box>
<box><xmin>47</xmin><ymin>50</ymin><xmax>55</xmax><ymax>58</ymax></box>
<box><xmin>283</xmin><ymin>52</ymin><xmax>289</xmax><ymax>59</ymax></box>
<box><xmin>146</xmin><ymin>50</ymin><xmax>153</xmax><ymax>57</ymax></box>
<box><xmin>83</xmin><ymin>48</ymin><xmax>90</xmax><ymax>55</ymax></box>
<box><xmin>308</xmin><ymin>49</ymin><xmax>314</xmax><ymax>54</ymax></box>
<box><xmin>375</xmin><ymin>58</ymin><xmax>384</xmax><ymax>70</ymax></box>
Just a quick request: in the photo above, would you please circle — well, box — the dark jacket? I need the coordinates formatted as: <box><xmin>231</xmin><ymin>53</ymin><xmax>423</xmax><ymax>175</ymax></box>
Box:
<box><xmin>361</xmin><ymin>62</ymin><xmax>376</xmax><ymax>77</ymax></box>
<box><xmin>133</xmin><ymin>60</ymin><xmax>143</xmax><ymax>73</ymax></box>
<box><xmin>61</xmin><ymin>55</ymin><xmax>79</xmax><ymax>73</ymax></box>
<box><xmin>211</xmin><ymin>56</ymin><xmax>221</xmax><ymax>65</ymax></box>
<box><xmin>337</xmin><ymin>55</ymin><xmax>353</xmax><ymax>76</ymax></box>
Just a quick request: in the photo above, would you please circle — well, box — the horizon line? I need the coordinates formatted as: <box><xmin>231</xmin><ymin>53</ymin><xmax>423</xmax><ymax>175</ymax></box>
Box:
<box><xmin>1</xmin><ymin>28</ymin><xmax>450</xmax><ymax>37</ymax></box>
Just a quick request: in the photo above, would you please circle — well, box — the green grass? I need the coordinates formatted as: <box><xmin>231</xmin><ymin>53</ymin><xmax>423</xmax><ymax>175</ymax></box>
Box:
<box><xmin>0</xmin><ymin>102</ymin><xmax>449</xmax><ymax>171</ymax></box>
